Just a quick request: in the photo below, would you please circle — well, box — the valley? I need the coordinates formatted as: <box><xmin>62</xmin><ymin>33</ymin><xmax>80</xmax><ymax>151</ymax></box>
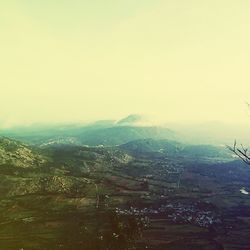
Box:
<box><xmin>0</xmin><ymin>120</ymin><xmax>250</xmax><ymax>250</ymax></box>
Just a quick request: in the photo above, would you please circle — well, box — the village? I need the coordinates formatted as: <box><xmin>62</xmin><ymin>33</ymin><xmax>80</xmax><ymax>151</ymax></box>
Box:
<box><xmin>115</xmin><ymin>201</ymin><xmax>222</xmax><ymax>229</ymax></box>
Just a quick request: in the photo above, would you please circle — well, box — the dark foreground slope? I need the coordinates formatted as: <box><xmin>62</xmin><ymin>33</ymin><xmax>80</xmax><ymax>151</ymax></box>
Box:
<box><xmin>1</xmin><ymin>137</ymin><xmax>250</xmax><ymax>250</ymax></box>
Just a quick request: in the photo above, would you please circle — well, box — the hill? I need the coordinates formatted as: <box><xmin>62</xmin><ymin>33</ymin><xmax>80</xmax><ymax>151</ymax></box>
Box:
<box><xmin>0</xmin><ymin>137</ymin><xmax>46</xmax><ymax>168</ymax></box>
<box><xmin>120</xmin><ymin>138</ymin><xmax>233</xmax><ymax>160</ymax></box>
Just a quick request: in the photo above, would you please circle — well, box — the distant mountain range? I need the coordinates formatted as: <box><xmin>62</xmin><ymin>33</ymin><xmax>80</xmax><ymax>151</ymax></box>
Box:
<box><xmin>1</xmin><ymin>114</ymin><xmax>248</xmax><ymax>147</ymax></box>
<box><xmin>0</xmin><ymin>115</ymin><xmax>177</xmax><ymax>146</ymax></box>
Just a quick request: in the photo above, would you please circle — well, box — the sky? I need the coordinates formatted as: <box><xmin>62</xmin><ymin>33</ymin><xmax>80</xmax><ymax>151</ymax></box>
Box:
<box><xmin>1</xmin><ymin>0</ymin><xmax>250</xmax><ymax>127</ymax></box>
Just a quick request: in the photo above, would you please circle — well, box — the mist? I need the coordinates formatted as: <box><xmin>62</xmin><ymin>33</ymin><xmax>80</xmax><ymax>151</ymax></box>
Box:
<box><xmin>1</xmin><ymin>0</ymin><xmax>250</xmax><ymax>127</ymax></box>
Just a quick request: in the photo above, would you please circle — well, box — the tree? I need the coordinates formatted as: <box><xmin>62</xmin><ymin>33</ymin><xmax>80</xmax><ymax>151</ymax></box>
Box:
<box><xmin>227</xmin><ymin>140</ymin><xmax>250</xmax><ymax>165</ymax></box>
<box><xmin>227</xmin><ymin>102</ymin><xmax>250</xmax><ymax>165</ymax></box>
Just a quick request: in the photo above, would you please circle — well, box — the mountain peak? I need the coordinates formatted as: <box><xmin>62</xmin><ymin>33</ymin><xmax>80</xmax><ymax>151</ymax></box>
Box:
<box><xmin>116</xmin><ymin>114</ymin><xmax>146</xmax><ymax>126</ymax></box>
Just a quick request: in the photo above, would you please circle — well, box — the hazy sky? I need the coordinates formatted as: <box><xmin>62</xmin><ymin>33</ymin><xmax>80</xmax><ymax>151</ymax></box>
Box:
<box><xmin>1</xmin><ymin>0</ymin><xmax>250</xmax><ymax>127</ymax></box>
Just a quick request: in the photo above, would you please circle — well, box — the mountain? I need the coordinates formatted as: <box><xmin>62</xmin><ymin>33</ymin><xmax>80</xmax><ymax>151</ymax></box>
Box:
<box><xmin>120</xmin><ymin>138</ymin><xmax>182</xmax><ymax>157</ymax></box>
<box><xmin>120</xmin><ymin>138</ymin><xmax>233</xmax><ymax>160</ymax></box>
<box><xmin>0</xmin><ymin>121</ymin><xmax>115</xmax><ymax>144</ymax></box>
<box><xmin>0</xmin><ymin>136</ymin><xmax>132</xmax><ymax>198</ymax></box>
<box><xmin>28</xmin><ymin>125</ymin><xmax>176</xmax><ymax>147</ymax></box>
<box><xmin>0</xmin><ymin>116</ymin><xmax>177</xmax><ymax>147</ymax></box>
<box><xmin>77</xmin><ymin>126</ymin><xmax>176</xmax><ymax>146</ymax></box>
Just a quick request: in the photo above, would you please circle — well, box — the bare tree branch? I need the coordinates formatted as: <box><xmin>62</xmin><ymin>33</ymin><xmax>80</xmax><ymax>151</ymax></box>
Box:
<box><xmin>227</xmin><ymin>140</ymin><xmax>250</xmax><ymax>165</ymax></box>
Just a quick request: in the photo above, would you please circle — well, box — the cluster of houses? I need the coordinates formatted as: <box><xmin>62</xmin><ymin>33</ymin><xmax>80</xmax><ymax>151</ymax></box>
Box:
<box><xmin>115</xmin><ymin>201</ymin><xmax>221</xmax><ymax>228</ymax></box>
<box><xmin>163</xmin><ymin>203</ymin><xmax>222</xmax><ymax>227</ymax></box>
